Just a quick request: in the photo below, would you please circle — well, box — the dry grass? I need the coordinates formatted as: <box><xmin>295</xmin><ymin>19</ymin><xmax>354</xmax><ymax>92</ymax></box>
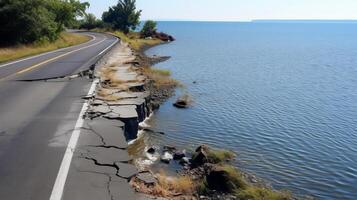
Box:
<box><xmin>143</xmin><ymin>67</ymin><xmax>180</xmax><ymax>88</ymax></box>
<box><xmin>152</xmin><ymin>170</ymin><xmax>195</xmax><ymax>197</ymax></box>
<box><xmin>0</xmin><ymin>32</ymin><xmax>91</xmax><ymax>63</ymax></box>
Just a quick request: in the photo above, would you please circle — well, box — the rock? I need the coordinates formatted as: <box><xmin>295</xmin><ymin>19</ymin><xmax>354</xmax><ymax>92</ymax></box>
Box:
<box><xmin>173</xmin><ymin>151</ymin><xmax>186</xmax><ymax>160</ymax></box>
<box><xmin>173</xmin><ymin>94</ymin><xmax>191</xmax><ymax>109</ymax></box>
<box><xmin>163</xmin><ymin>145</ymin><xmax>177</xmax><ymax>153</ymax></box>
<box><xmin>206</xmin><ymin>165</ymin><xmax>238</xmax><ymax>193</ymax></box>
<box><xmin>147</xmin><ymin>147</ymin><xmax>156</xmax><ymax>154</ymax></box>
<box><xmin>160</xmin><ymin>152</ymin><xmax>173</xmax><ymax>164</ymax></box>
<box><xmin>153</xmin><ymin>31</ymin><xmax>175</xmax><ymax>41</ymax></box>
<box><xmin>191</xmin><ymin>145</ymin><xmax>209</xmax><ymax>167</ymax></box>
<box><xmin>173</xmin><ymin>100</ymin><xmax>188</xmax><ymax>108</ymax></box>
<box><xmin>179</xmin><ymin>157</ymin><xmax>190</xmax><ymax>166</ymax></box>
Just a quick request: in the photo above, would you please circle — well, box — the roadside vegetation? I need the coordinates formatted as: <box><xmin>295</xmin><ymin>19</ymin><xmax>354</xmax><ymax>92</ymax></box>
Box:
<box><xmin>0</xmin><ymin>0</ymin><xmax>91</xmax><ymax>62</ymax></box>
<box><xmin>0</xmin><ymin>0</ymin><xmax>89</xmax><ymax>45</ymax></box>
<box><xmin>111</xmin><ymin>31</ymin><xmax>162</xmax><ymax>51</ymax></box>
<box><xmin>0</xmin><ymin>32</ymin><xmax>90</xmax><ymax>63</ymax></box>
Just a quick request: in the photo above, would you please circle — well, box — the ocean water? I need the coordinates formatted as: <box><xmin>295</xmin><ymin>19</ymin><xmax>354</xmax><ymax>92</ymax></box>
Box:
<box><xmin>143</xmin><ymin>22</ymin><xmax>357</xmax><ymax>199</ymax></box>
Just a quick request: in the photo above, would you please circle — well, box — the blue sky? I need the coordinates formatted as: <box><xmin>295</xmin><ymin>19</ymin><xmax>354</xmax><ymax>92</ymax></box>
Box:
<box><xmin>83</xmin><ymin>0</ymin><xmax>357</xmax><ymax>21</ymax></box>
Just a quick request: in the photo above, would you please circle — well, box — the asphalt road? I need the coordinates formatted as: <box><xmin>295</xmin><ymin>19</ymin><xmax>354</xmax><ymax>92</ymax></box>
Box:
<box><xmin>0</xmin><ymin>32</ymin><xmax>118</xmax><ymax>200</ymax></box>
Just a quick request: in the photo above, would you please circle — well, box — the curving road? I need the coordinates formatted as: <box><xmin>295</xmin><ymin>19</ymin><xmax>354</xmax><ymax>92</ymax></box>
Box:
<box><xmin>0</xmin><ymin>32</ymin><xmax>118</xmax><ymax>200</ymax></box>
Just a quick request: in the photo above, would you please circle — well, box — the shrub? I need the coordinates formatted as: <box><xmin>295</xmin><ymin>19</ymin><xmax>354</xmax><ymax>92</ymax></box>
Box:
<box><xmin>0</xmin><ymin>0</ymin><xmax>89</xmax><ymax>45</ymax></box>
<box><xmin>141</xmin><ymin>20</ymin><xmax>157</xmax><ymax>38</ymax></box>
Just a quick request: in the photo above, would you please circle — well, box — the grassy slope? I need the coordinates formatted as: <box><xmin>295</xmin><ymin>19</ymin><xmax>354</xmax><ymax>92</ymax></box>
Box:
<box><xmin>0</xmin><ymin>32</ymin><xmax>91</xmax><ymax>63</ymax></box>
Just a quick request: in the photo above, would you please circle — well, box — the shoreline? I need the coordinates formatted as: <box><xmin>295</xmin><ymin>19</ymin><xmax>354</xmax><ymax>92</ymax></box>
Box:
<box><xmin>87</xmin><ymin>32</ymin><xmax>300</xmax><ymax>200</ymax></box>
<box><xmin>124</xmin><ymin>37</ymin><xmax>303</xmax><ymax>200</ymax></box>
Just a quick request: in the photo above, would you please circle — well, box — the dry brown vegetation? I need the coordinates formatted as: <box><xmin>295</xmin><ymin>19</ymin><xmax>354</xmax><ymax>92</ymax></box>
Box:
<box><xmin>142</xmin><ymin>67</ymin><xmax>180</xmax><ymax>88</ymax></box>
<box><xmin>0</xmin><ymin>32</ymin><xmax>91</xmax><ymax>63</ymax></box>
<box><xmin>131</xmin><ymin>170</ymin><xmax>196</xmax><ymax>199</ymax></box>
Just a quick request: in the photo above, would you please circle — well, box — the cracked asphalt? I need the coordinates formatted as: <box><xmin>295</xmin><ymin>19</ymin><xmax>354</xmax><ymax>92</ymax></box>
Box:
<box><xmin>0</xmin><ymin>32</ymin><xmax>121</xmax><ymax>200</ymax></box>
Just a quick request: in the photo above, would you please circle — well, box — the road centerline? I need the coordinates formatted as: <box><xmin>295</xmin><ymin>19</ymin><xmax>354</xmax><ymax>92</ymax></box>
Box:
<box><xmin>0</xmin><ymin>36</ymin><xmax>107</xmax><ymax>82</ymax></box>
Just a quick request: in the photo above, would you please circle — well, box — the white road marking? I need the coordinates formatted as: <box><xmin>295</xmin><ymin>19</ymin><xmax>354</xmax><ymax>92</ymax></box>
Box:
<box><xmin>0</xmin><ymin>34</ymin><xmax>96</xmax><ymax>69</ymax></box>
<box><xmin>49</xmin><ymin>79</ymin><xmax>98</xmax><ymax>200</ymax></box>
<box><xmin>49</xmin><ymin>36</ymin><xmax>119</xmax><ymax>200</ymax></box>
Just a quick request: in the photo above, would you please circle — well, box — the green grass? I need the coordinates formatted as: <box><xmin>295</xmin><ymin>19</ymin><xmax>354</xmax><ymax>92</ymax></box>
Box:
<box><xmin>150</xmin><ymin>68</ymin><xmax>171</xmax><ymax>76</ymax></box>
<box><xmin>207</xmin><ymin>148</ymin><xmax>236</xmax><ymax>164</ymax></box>
<box><xmin>196</xmin><ymin>164</ymin><xmax>292</xmax><ymax>200</ymax></box>
<box><xmin>111</xmin><ymin>31</ymin><xmax>162</xmax><ymax>51</ymax></box>
<box><xmin>0</xmin><ymin>32</ymin><xmax>91</xmax><ymax>63</ymax></box>
<box><xmin>236</xmin><ymin>186</ymin><xmax>292</xmax><ymax>200</ymax></box>
<box><xmin>143</xmin><ymin>67</ymin><xmax>179</xmax><ymax>88</ymax></box>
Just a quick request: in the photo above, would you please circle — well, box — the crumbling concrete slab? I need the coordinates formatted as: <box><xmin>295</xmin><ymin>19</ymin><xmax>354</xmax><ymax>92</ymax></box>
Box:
<box><xmin>110</xmin><ymin>105</ymin><xmax>138</xmax><ymax>119</ymax></box>
<box><xmin>83</xmin><ymin>146</ymin><xmax>131</xmax><ymax>163</ymax></box>
<box><xmin>116</xmin><ymin>162</ymin><xmax>138</xmax><ymax>179</ymax></box>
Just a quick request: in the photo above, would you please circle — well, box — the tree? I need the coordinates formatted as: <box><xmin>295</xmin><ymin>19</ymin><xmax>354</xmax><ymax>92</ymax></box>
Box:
<box><xmin>0</xmin><ymin>0</ymin><xmax>89</xmax><ymax>45</ymax></box>
<box><xmin>141</xmin><ymin>20</ymin><xmax>157</xmax><ymax>38</ymax></box>
<box><xmin>0</xmin><ymin>0</ymin><xmax>57</xmax><ymax>44</ymax></box>
<box><xmin>46</xmin><ymin>0</ymin><xmax>89</xmax><ymax>32</ymax></box>
<box><xmin>80</xmin><ymin>13</ymin><xmax>105</xmax><ymax>30</ymax></box>
<box><xmin>102</xmin><ymin>0</ymin><xmax>141</xmax><ymax>33</ymax></box>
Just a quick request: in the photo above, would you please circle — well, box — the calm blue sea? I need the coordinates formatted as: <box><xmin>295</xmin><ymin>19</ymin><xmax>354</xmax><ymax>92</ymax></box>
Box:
<box><xmin>145</xmin><ymin>22</ymin><xmax>357</xmax><ymax>199</ymax></box>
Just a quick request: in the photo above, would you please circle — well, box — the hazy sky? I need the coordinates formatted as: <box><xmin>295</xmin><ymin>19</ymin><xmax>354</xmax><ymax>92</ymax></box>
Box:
<box><xmin>84</xmin><ymin>0</ymin><xmax>357</xmax><ymax>21</ymax></box>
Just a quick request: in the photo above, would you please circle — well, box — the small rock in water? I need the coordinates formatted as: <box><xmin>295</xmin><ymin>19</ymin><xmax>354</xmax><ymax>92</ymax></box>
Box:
<box><xmin>179</xmin><ymin>157</ymin><xmax>190</xmax><ymax>166</ymax></box>
<box><xmin>160</xmin><ymin>152</ymin><xmax>173</xmax><ymax>164</ymax></box>
<box><xmin>173</xmin><ymin>151</ymin><xmax>186</xmax><ymax>160</ymax></box>
<box><xmin>163</xmin><ymin>145</ymin><xmax>177</xmax><ymax>153</ymax></box>
<box><xmin>173</xmin><ymin>94</ymin><xmax>191</xmax><ymax>109</ymax></box>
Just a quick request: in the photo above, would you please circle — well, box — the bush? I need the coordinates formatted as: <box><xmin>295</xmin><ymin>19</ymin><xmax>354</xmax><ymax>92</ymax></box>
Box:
<box><xmin>141</xmin><ymin>20</ymin><xmax>157</xmax><ymax>38</ymax></box>
<box><xmin>0</xmin><ymin>0</ymin><xmax>89</xmax><ymax>45</ymax></box>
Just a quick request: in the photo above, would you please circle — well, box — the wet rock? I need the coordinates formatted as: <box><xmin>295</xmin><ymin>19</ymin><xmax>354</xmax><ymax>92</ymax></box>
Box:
<box><xmin>173</xmin><ymin>100</ymin><xmax>188</xmax><ymax>108</ymax></box>
<box><xmin>173</xmin><ymin>151</ymin><xmax>186</xmax><ymax>160</ymax></box>
<box><xmin>160</xmin><ymin>152</ymin><xmax>173</xmax><ymax>164</ymax></box>
<box><xmin>179</xmin><ymin>157</ymin><xmax>190</xmax><ymax>166</ymax></box>
<box><xmin>154</xmin><ymin>32</ymin><xmax>175</xmax><ymax>42</ymax></box>
<box><xmin>191</xmin><ymin>145</ymin><xmax>209</xmax><ymax>167</ymax></box>
<box><xmin>163</xmin><ymin>145</ymin><xmax>177</xmax><ymax>153</ymax></box>
<box><xmin>173</xmin><ymin>95</ymin><xmax>191</xmax><ymax>109</ymax></box>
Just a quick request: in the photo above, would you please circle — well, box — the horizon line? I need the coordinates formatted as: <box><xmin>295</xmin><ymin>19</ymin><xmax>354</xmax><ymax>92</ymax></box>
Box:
<box><xmin>141</xmin><ymin>19</ymin><xmax>357</xmax><ymax>23</ymax></box>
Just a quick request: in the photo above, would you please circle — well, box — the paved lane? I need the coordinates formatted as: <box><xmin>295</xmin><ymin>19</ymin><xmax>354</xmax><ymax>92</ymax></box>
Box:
<box><xmin>0</xmin><ymin>32</ymin><xmax>118</xmax><ymax>200</ymax></box>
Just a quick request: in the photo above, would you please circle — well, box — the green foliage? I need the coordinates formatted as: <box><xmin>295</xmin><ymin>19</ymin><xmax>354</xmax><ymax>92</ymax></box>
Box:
<box><xmin>141</xmin><ymin>20</ymin><xmax>157</xmax><ymax>38</ymax></box>
<box><xmin>207</xmin><ymin>149</ymin><xmax>236</xmax><ymax>164</ymax></box>
<box><xmin>221</xmin><ymin>165</ymin><xmax>248</xmax><ymax>190</ymax></box>
<box><xmin>102</xmin><ymin>0</ymin><xmax>141</xmax><ymax>33</ymax></box>
<box><xmin>0</xmin><ymin>0</ymin><xmax>89</xmax><ymax>45</ymax></box>
<box><xmin>80</xmin><ymin>13</ymin><xmax>105</xmax><ymax>30</ymax></box>
<box><xmin>150</xmin><ymin>68</ymin><xmax>171</xmax><ymax>76</ymax></box>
